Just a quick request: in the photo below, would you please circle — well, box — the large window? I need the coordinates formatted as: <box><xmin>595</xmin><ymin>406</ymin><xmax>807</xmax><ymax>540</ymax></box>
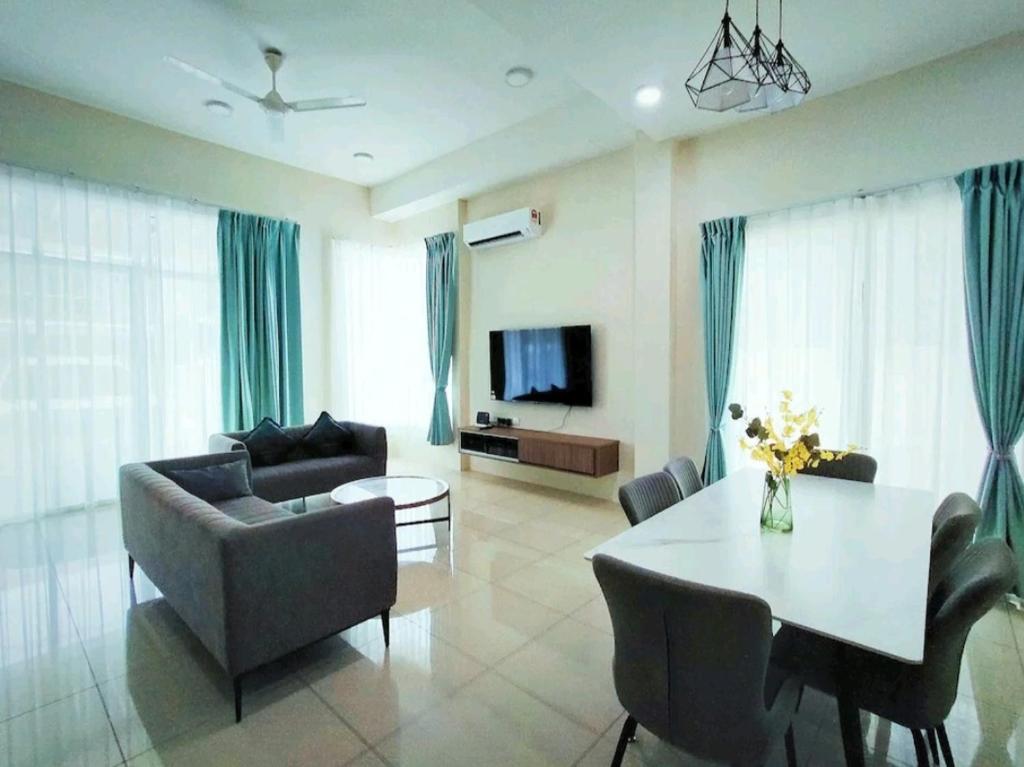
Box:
<box><xmin>0</xmin><ymin>164</ymin><xmax>220</xmax><ymax>523</ymax></box>
<box><xmin>330</xmin><ymin>239</ymin><xmax>436</xmax><ymax>444</ymax></box>
<box><xmin>726</xmin><ymin>178</ymin><xmax>989</xmax><ymax>499</ymax></box>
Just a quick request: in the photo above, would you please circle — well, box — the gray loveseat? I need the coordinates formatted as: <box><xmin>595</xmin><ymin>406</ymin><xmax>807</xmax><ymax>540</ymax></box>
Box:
<box><xmin>119</xmin><ymin>450</ymin><xmax>397</xmax><ymax>721</ymax></box>
<box><xmin>209</xmin><ymin>420</ymin><xmax>387</xmax><ymax>503</ymax></box>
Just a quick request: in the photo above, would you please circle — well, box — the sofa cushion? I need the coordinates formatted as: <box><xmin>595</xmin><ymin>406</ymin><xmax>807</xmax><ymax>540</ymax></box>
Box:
<box><xmin>252</xmin><ymin>455</ymin><xmax>381</xmax><ymax>503</ymax></box>
<box><xmin>297</xmin><ymin>411</ymin><xmax>354</xmax><ymax>458</ymax></box>
<box><xmin>243</xmin><ymin>417</ymin><xmax>297</xmax><ymax>467</ymax></box>
<box><xmin>164</xmin><ymin>461</ymin><xmax>252</xmax><ymax>503</ymax></box>
<box><xmin>211</xmin><ymin>496</ymin><xmax>293</xmax><ymax>526</ymax></box>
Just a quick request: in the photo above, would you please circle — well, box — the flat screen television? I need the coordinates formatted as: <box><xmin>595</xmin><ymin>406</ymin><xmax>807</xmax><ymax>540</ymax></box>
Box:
<box><xmin>489</xmin><ymin>325</ymin><xmax>593</xmax><ymax>407</ymax></box>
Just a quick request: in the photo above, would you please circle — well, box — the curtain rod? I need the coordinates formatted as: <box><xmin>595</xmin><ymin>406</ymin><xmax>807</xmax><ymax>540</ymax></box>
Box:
<box><xmin>707</xmin><ymin>156</ymin><xmax>1020</xmax><ymax>224</ymax></box>
<box><xmin>0</xmin><ymin>157</ymin><xmax>297</xmax><ymax>224</ymax></box>
<box><xmin>724</xmin><ymin>170</ymin><xmax>957</xmax><ymax>224</ymax></box>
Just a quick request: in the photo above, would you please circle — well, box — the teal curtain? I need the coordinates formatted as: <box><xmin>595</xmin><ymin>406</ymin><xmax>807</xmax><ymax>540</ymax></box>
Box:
<box><xmin>218</xmin><ymin>210</ymin><xmax>304</xmax><ymax>431</ymax></box>
<box><xmin>700</xmin><ymin>216</ymin><xmax>746</xmax><ymax>484</ymax></box>
<box><xmin>957</xmin><ymin>160</ymin><xmax>1024</xmax><ymax>593</ymax></box>
<box><xmin>425</xmin><ymin>232</ymin><xmax>457</xmax><ymax>445</ymax></box>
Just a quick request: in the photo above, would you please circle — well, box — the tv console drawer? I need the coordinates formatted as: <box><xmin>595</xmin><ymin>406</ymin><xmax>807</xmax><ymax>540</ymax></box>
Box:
<box><xmin>458</xmin><ymin>427</ymin><xmax>618</xmax><ymax>477</ymax></box>
<box><xmin>518</xmin><ymin>439</ymin><xmax>594</xmax><ymax>475</ymax></box>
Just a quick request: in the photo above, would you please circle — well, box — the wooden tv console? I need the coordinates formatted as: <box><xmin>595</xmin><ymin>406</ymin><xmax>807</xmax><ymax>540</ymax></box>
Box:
<box><xmin>458</xmin><ymin>426</ymin><xmax>619</xmax><ymax>478</ymax></box>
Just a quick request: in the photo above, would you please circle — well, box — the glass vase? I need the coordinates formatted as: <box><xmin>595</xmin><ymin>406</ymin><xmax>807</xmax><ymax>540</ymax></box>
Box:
<box><xmin>760</xmin><ymin>473</ymin><xmax>793</xmax><ymax>533</ymax></box>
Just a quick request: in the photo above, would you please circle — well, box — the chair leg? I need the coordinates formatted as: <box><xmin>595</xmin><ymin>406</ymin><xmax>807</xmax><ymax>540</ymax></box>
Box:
<box><xmin>611</xmin><ymin>716</ymin><xmax>637</xmax><ymax>767</ymax></box>
<box><xmin>381</xmin><ymin>608</ymin><xmax>391</xmax><ymax>647</ymax></box>
<box><xmin>910</xmin><ymin>730</ymin><xmax>929</xmax><ymax>767</ymax></box>
<box><xmin>233</xmin><ymin>675</ymin><xmax>243</xmax><ymax>723</ymax></box>
<box><xmin>128</xmin><ymin>555</ymin><xmax>135</xmax><ymax>580</ymax></box>
<box><xmin>926</xmin><ymin>728</ymin><xmax>940</xmax><ymax>764</ymax></box>
<box><xmin>784</xmin><ymin>725</ymin><xmax>798</xmax><ymax>767</ymax></box>
<box><xmin>936</xmin><ymin>723</ymin><xmax>955</xmax><ymax>766</ymax></box>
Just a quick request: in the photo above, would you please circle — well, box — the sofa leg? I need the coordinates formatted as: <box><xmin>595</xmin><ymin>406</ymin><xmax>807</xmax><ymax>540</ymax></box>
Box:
<box><xmin>381</xmin><ymin>609</ymin><xmax>391</xmax><ymax>647</ymax></box>
<box><xmin>234</xmin><ymin>675</ymin><xmax>243</xmax><ymax>723</ymax></box>
<box><xmin>128</xmin><ymin>555</ymin><xmax>135</xmax><ymax>580</ymax></box>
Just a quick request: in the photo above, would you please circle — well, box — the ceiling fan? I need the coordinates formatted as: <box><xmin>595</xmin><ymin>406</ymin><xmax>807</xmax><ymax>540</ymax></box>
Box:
<box><xmin>165</xmin><ymin>47</ymin><xmax>366</xmax><ymax>140</ymax></box>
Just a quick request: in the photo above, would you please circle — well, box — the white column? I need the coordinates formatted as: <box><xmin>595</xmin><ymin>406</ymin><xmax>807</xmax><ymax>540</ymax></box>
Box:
<box><xmin>632</xmin><ymin>135</ymin><xmax>674</xmax><ymax>475</ymax></box>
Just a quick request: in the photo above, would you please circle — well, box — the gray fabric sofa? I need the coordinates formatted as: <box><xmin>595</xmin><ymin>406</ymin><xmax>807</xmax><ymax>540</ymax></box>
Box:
<box><xmin>119</xmin><ymin>450</ymin><xmax>397</xmax><ymax>721</ymax></box>
<box><xmin>209</xmin><ymin>420</ymin><xmax>387</xmax><ymax>503</ymax></box>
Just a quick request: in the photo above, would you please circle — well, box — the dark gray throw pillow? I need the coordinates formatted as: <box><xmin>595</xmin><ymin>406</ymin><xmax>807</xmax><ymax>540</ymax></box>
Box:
<box><xmin>165</xmin><ymin>461</ymin><xmax>252</xmax><ymax>503</ymax></box>
<box><xmin>299</xmin><ymin>411</ymin><xmax>354</xmax><ymax>458</ymax></box>
<box><xmin>243</xmin><ymin>417</ymin><xmax>296</xmax><ymax>467</ymax></box>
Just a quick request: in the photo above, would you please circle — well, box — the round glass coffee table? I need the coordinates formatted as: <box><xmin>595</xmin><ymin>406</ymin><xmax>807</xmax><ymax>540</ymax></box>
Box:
<box><xmin>330</xmin><ymin>475</ymin><xmax>451</xmax><ymax>528</ymax></box>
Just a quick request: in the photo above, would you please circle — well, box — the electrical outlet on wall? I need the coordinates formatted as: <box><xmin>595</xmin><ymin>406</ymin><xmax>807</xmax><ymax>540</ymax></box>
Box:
<box><xmin>509</xmin><ymin>416</ymin><xmax>521</xmax><ymax>426</ymax></box>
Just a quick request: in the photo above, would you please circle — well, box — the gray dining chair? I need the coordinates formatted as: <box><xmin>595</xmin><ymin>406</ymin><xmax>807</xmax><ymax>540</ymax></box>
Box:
<box><xmin>617</xmin><ymin>472</ymin><xmax>681</xmax><ymax>527</ymax></box>
<box><xmin>593</xmin><ymin>554</ymin><xmax>802</xmax><ymax>767</ymax></box>
<box><xmin>799</xmin><ymin>451</ymin><xmax>878</xmax><ymax>483</ymax></box>
<box><xmin>772</xmin><ymin>538</ymin><xmax>1016</xmax><ymax>767</ymax></box>
<box><xmin>928</xmin><ymin>493</ymin><xmax>980</xmax><ymax>597</ymax></box>
<box><xmin>662</xmin><ymin>455</ymin><xmax>703</xmax><ymax>499</ymax></box>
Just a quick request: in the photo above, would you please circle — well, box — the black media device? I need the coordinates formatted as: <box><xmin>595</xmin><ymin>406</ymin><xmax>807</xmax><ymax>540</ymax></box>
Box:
<box><xmin>475</xmin><ymin>411</ymin><xmax>493</xmax><ymax>430</ymax></box>
<box><xmin>489</xmin><ymin>325</ymin><xmax>593</xmax><ymax>407</ymax></box>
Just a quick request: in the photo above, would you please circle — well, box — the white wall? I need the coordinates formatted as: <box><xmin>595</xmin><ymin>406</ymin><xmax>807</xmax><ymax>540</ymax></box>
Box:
<box><xmin>671</xmin><ymin>32</ymin><xmax>1024</xmax><ymax>465</ymax></box>
<box><xmin>0</xmin><ymin>78</ymin><xmax>391</xmax><ymax>419</ymax></box>
<box><xmin>463</xmin><ymin>148</ymin><xmax>636</xmax><ymax>496</ymax></box>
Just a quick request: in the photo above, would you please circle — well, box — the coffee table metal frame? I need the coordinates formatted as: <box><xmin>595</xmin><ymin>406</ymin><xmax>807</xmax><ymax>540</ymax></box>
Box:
<box><xmin>332</xmin><ymin>474</ymin><xmax>451</xmax><ymax>529</ymax></box>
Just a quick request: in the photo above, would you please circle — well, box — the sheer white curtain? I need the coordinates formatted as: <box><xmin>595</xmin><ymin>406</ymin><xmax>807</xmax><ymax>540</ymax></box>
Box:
<box><xmin>0</xmin><ymin>163</ymin><xmax>221</xmax><ymax>524</ymax></box>
<box><xmin>726</xmin><ymin>178</ymin><xmax>988</xmax><ymax>499</ymax></box>
<box><xmin>330</xmin><ymin>239</ymin><xmax>434</xmax><ymax>442</ymax></box>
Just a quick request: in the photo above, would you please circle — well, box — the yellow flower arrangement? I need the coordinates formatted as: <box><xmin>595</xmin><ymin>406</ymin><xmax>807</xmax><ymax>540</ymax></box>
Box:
<box><xmin>729</xmin><ymin>391</ymin><xmax>857</xmax><ymax>532</ymax></box>
<box><xmin>729</xmin><ymin>390</ymin><xmax>854</xmax><ymax>479</ymax></box>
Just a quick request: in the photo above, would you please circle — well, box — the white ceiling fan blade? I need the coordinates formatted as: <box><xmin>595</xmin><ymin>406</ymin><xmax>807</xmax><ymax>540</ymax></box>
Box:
<box><xmin>163</xmin><ymin>55</ymin><xmax>263</xmax><ymax>104</ymax></box>
<box><xmin>287</xmin><ymin>96</ymin><xmax>367</xmax><ymax>112</ymax></box>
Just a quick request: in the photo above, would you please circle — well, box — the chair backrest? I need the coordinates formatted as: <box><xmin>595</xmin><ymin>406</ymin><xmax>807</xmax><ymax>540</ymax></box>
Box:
<box><xmin>799</xmin><ymin>452</ymin><xmax>878</xmax><ymax>483</ymax></box>
<box><xmin>663</xmin><ymin>456</ymin><xmax>703</xmax><ymax>499</ymax></box>
<box><xmin>928</xmin><ymin>493</ymin><xmax>981</xmax><ymax>596</ymax></box>
<box><xmin>618</xmin><ymin>472</ymin><xmax>681</xmax><ymax>526</ymax></box>
<box><xmin>593</xmin><ymin>555</ymin><xmax>792</xmax><ymax>764</ymax></box>
<box><xmin>918</xmin><ymin>538</ymin><xmax>1016</xmax><ymax>723</ymax></box>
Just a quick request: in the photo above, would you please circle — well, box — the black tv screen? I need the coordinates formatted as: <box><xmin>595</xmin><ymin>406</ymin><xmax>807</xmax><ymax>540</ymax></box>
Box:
<box><xmin>489</xmin><ymin>325</ymin><xmax>593</xmax><ymax>407</ymax></box>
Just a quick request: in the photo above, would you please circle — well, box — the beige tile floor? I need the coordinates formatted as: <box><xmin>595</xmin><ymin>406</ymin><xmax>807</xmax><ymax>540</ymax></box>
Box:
<box><xmin>2</xmin><ymin>462</ymin><xmax>1023</xmax><ymax>766</ymax></box>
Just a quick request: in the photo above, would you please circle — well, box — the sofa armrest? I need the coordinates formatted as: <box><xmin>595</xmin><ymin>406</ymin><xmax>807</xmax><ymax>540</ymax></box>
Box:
<box><xmin>210</xmin><ymin>433</ymin><xmax>248</xmax><ymax>454</ymax></box>
<box><xmin>342</xmin><ymin>421</ymin><xmax>388</xmax><ymax>467</ymax></box>
<box><xmin>119</xmin><ymin>462</ymin><xmax>238</xmax><ymax>669</ymax></box>
<box><xmin>220</xmin><ymin>497</ymin><xmax>398</xmax><ymax>675</ymax></box>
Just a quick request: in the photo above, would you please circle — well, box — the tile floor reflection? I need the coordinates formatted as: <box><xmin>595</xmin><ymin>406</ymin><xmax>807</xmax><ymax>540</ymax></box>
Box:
<box><xmin>1</xmin><ymin>462</ymin><xmax>1023</xmax><ymax>766</ymax></box>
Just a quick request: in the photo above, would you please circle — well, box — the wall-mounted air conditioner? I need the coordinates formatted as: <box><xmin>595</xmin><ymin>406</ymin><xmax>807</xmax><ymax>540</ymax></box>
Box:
<box><xmin>463</xmin><ymin>207</ymin><xmax>542</xmax><ymax>250</ymax></box>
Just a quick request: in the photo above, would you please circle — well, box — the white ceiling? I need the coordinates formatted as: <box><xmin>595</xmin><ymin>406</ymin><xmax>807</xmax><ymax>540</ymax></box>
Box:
<box><xmin>1</xmin><ymin>0</ymin><xmax>1023</xmax><ymax>210</ymax></box>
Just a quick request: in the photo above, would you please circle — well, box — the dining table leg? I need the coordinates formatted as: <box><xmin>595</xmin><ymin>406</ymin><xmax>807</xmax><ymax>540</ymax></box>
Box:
<box><xmin>837</xmin><ymin>690</ymin><xmax>865</xmax><ymax>767</ymax></box>
<box><xmin>839</xmin><ymin>651</ymin><xmax>864</xmax><ymax>765</ymax></box>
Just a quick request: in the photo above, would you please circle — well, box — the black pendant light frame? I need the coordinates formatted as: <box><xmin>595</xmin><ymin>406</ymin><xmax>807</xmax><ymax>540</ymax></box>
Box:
<box><xmin>684</xmin><ymin>0</ymin><xmax>762</xmax><ymax>111</ymax></box>
<box><xmin>686</xmin><ymin>0</ymin><xmax>811</xmax><ymax>113</ymax></box>
<box><xmin>770</xmin><ymin>0</ymin><xmax>811</xmax><ymax>102</ymax></box>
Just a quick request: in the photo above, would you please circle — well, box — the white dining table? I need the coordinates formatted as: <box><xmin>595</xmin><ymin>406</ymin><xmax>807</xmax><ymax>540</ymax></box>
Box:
<box><xmin>586</xmin><ymin>467</ymin><xmax>937</xmax><ymax>766</ymax></box>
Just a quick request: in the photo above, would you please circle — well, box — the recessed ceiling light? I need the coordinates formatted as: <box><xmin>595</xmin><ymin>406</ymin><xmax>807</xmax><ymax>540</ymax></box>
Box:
<box><xmin>353</xmin><ymin>152</ymin><xmax>374</xmax><ymax>162</ymax></box>
<box><xmin>204</xmin><ymin>99</ymin><xmax>233</xmax><ymax>116</ymax></box>
<box><xmin>634</xmin><ymin>85</ymin><xmax>662</xmax><ymax>107</ymax></box>
<box><xmin>505</xmin><ymin>66</ymin><xmax>534</xmax><ymax>88</ymax></box>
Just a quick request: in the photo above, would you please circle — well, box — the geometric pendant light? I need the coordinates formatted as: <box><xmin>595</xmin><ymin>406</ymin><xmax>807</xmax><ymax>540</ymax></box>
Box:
<box><xmin>685</xmin><ymin>0</ymin><xmax>760</xmax><ymax>112</ymax></box>
<box><xmin>736</xmin><ymin>0</ymin><xmax>779</xmax><ymax>112</ymax></box>
<box><xmin>766</xmin><ymin>0</ymin><xmax>811</xmax><ymax>111</ymax></box>
<box><xmin>687</xmin><ymin>0</ymin><xmax>811</xmax><ymax>114</ymax></box>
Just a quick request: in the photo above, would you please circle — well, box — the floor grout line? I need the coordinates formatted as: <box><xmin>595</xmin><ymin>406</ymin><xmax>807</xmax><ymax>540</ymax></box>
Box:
<box><xmin>37</xmin><ymin>518</ymin><xmax>130</xmax><ymax>766</ymax></box>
